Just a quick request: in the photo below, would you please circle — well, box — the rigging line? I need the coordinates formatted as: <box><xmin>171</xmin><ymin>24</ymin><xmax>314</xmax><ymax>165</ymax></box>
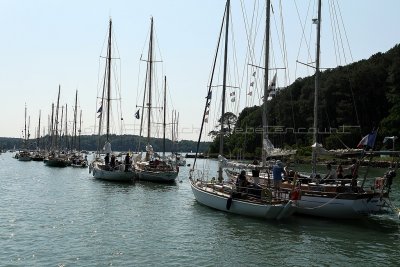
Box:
<box><xmin>240</xmin><ymin>0</ymin><xmax>258</xmax><ymax>108</ymax></box>
<box><xmin>328</xmin><ymin>0</ymin><xmax>340</xmax><ymax>65</ymax></box>
<box><xmin>228</xmin><ymin>13</ymin><xmax>240</xmax><ymax>116</ymax></box>
<box><xmin>331</xmin><ymin>0</ymin><xmax>360</xmax><ymax>135</ymax></box>
<box><xmin>335</xmin><ymin>0</ymin><xmax>353</xmax><ymax>62</ymax></box>
<box><xmin>278</xmin><ymin>0</ymin><xmax>290</xmax><ymax>86</ymax></box>
<box><xmin>239</xmin><ymin>1</ymin><xmax>251</xmax><ymax>109</ymax></box>
<box><xmin>331</xmin><ymin>0</ymin><xmax>349</xmax><ymax>65</ymax></box>
<box><xmin>330</xmin><ymin>0</ymin><xmax>345</xmax><ymax>65</ymax></box>
<box><xmin>293</xmin><ymin>0</ymin><xmax>314</xmax><ymax>76</ymax></box>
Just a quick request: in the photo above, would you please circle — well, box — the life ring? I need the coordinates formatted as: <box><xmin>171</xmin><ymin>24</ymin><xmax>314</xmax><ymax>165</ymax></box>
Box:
<box><xmin>261</xmin><ymin>188</ymin><xmax>273</xmax><ymax>203</ymax></box>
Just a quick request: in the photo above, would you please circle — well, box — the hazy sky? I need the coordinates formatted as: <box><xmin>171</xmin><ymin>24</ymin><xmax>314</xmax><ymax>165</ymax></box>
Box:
<box><xmin>1</xmin><ymin>0</ymin><xmax>399</xmax><ymax>142</ymax></box>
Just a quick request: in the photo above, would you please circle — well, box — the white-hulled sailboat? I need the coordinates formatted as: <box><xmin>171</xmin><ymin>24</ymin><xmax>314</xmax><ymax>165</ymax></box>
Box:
<box><xmin>189</xmin><ymin>0</ymin><xmax>295</xmax><ymax>220</ymax></box>
<box><xmin>89</xmin><ymin>19</ymin><xmax>135</xmax><ymax>183</ymax></box>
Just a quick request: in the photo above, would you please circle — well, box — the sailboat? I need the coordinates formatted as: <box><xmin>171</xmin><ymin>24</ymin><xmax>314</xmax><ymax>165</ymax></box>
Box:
<box><xmin>32</xmin><ymin>110</ymin><xmax>45</xmax><ymax>161</ymax></box>
<box><xmin>89</xmin><ymin>19</ymin><xmax>135</xmax><ymax>182</ymax></box>
<box><xmin>133</xmin><ymin>18</ymin><xmax>178</xmax><ymax>183</ymax></box>
<box><xmin>279</xmin><ymin>0</ymin><xmax>395</xmax><ymax>219</ymax></box>
<box><xmin>70</xmin><ymin>90</ymin><xmax>87</xmax><ymax>168</ymax></box>
<box><xmin>189</xmin><ymin>0</ymin><xmax>295</xmax><ymax>220</ymax></box>
<box><xmin>18</xmin><ymin>104</ymin><xmax>32</xmax><ymax>161</ymax></box>
<box><xmin>44</xmin><ymin>86</ymin><xmax>69</xmax><ymax>167</ymax></box>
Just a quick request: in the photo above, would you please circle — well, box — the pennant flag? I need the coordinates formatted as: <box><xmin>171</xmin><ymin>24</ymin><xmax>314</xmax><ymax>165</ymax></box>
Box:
<box><xmin>135</xmin><ymin>109</ymin><xmax>140</xmax><ymax>119</ymax></box>
<box><xmin>357</xmin><ymin>130</ymin><xmax>377</xmax><ymax>149</ymax></box>
<box><xmin>247</xmin><ymin>91</ymin><xmax>252</xmax><ymax>96</ymax></box>
<box><xmin>97</xmin><ymin>105</ymin><xmax>103</xmax><ymax>113</ymax></box>
<box><xmin>250</xmin><ymin>82</ymin><xmax>254</xmax><ymax>87</ymax></box>
<box><xmin>206</xmin><ymin>91</ymin><xmax>212</xmax><ymax>99</ymax></box>
<box><xmin>206</xmin><ymin>102</ymin><xmax>210</xmax><ymax>107</ymax></box>
<box><xmin>230</xmin><ymin>92</ymin><xmax>235</xmax><ymax>96</ymax></box>
<box><xmin>252</xmin><ymin>71</ymin><xmax>256</xmax><ymax>77</ymax></box>
<box><xmin>231</xmin><ymin>97</ymin><xmax>235</xmax><ymax>102</ymax></box>
<box><xmin>204</xmin><ymin>117</ymin><xmax>208</xmax><ymax>123</ymax></box>
<box><xmin>205</xmin><ymin>110</ymin><xmax>209</xmax><ymax>115</ymax></box>
<box><xmin>97</xmin><ymin>113</ymin><xmax>101</xmax><ymax>118</ymax></box>
<box><xmin>268</xmin><ymin>73</ymin><xmax>277</xmax><ymax>92</ymax></box>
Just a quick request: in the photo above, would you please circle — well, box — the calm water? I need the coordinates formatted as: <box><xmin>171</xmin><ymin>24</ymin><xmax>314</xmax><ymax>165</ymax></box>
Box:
<box><xmin>0</xmin><ymin>152</ymin><xmax>399</xmax><ymax>266</ymax></box>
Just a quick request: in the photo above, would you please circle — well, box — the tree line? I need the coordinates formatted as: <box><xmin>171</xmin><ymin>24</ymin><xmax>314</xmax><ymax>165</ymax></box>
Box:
<box><xmin>208</xmin><ymin>44</ymin><xmax>400</xmax><ymax>158</ymax></box>
<box><xmin>0</xmin><ymin>134</ymin><xmax>210</xmax><ymax>153</ymax></box>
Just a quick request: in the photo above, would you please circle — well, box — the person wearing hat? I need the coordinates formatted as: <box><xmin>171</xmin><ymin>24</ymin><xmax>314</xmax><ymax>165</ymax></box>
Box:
<box><xmin>272</xmin><ymin>160</ymin><xmax>286</xmax><ymax>193</ymax></box>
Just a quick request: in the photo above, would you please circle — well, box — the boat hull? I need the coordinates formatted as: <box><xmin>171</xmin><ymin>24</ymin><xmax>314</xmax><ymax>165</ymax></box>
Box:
<box><xmin>294</xmin><ymin>192</ymin><xmax>388</xmax><ymax>219</ymax></box>
<box><xmin>136</xmin><ymin>169</ymin><xmax>178</xmax><ymax>183</ymax></box>
<box><xmin>190</xmin><ymin>179</ymin><xmax>295</xmax><ymax>220</ymax></box>
<box><xmin>91</xmin><ymin>163</ymin><xmax>135</xmax><ymax>183</ymax></box>
<box><xmin>18</xmin><ymin>156</ymin><xmax>32</xmax><ymax>161</ymax></box>
<box><xmin>44</xmin><ymin>158</ymin><xmax>68</xmax><ymax>167</ymax></box>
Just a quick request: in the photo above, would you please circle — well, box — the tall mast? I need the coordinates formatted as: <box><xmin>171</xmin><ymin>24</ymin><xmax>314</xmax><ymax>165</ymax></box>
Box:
<box><xmin>37</xmin><ymin>110</ymin><xmax>41</xmax><ymax>149</ymax></box>
<box><xmin>50</xmin><ymin>103</ymin><xmax>54</xmax><ymax>150</ymax></box>
<box><xmin>60</xmin><ymin>106</ymin><xmax>64</xmax><ymax>149</ymax></box>
<box><xmin>79</xmin><ymin>109</ymin><xmax>82</xmax><ymax>151</ymax></box>
<box><xmin>147</xmin><ymin>17</ymin><xmax>154</xmax><ymax>145</ymax></box>
<box><xmin>262</xmin><ymin>0</ymin><xmax>271</xmax><ymax>167</ymax></box>
<box><xmin>54</xmin><ymin>85</ymin><xmax>61</xmax><ymax>150</ymax></box>
<box><xmin>106</xmin><ymin>19</ymin><xmax>112</xmax><ymax>142</ymax></box>
<box><xmin>24</xmin><ymin>103</ymin><xmax>27</xmax><ymax>144</ymax></box>
<box><xmin>73</xmin><ymin>90</ymin><xmax>78</xmax><ymax>150</ymax></box>
<box><xmin>163</xmin><ymin>75</ymin><xmax>167</xmax><ymax>157</ymax></box>
<box><xmin>28</xmin><ymin>115</ymin><xmax>30</xmax><ymax>142</ymax></box>
<box><xmin>312</xmin><ymin>0</ymin><xmax>322</xmax><ymax>175</ymax></box>
<box><xmin>65</xmin><ymin>104</ymin><xmax>68</xmax><ymax>150</ymax></box>
<box><xmin>218</xmin><ymin>0</ymin><xmax>230</xmax><ymax>181</ymax></box>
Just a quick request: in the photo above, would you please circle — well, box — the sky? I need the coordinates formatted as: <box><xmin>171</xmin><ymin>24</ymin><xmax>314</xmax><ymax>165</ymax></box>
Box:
<box><xmin>0</xmin><ymin>0</ymin><xmax>399</xmax><ymax>142</ymax></box>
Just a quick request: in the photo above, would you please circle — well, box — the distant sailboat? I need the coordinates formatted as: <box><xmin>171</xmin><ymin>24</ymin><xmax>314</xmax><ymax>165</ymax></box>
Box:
<box><xmin>44</xmin><ymin>85</ymin><xmax>69</xmax><ymax>167</ymax></box>
<box><xmin>18</xmin><ymin>104</ymin><xmax>32</xmax><ymax>162</ymax></box>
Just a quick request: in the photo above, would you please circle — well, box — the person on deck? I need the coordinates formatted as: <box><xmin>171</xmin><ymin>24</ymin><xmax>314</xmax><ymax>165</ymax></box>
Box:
<box><xmin>322</xmin><ymin>163</ymin><xmax>337</xmax><ymax>182</ymax></box>
<box><xmin>272</xmin><ymin>160</ymin><xmax>286</xmax><ymax>191</ymax></box>
<box><xmin>336</xmin><ymin>164</ymin><xmax>344</xmax><ymax>179</ymax></box>
<box><xmin>251</xmin><ymin>159</ymin><xmax>260</xmax><ymax>184</ymax></box>
<box><xmin>124</xmin><ymin>153</ymin><xmax>130</xmax><ymax>172</ymax></box>
<box><xmin>104</xmin><ymin>153</ymin><xmax>110</xmax><ymax>165</ymax></box>
<box><xmin>110</xmin><ymin>154</ymin><xmax>116</xmax><ymax>168</ymax></box>
<box><xmin>236</xmin><ymin>170</ymin><xmax>249</xmax><ymax>192</ymax></box>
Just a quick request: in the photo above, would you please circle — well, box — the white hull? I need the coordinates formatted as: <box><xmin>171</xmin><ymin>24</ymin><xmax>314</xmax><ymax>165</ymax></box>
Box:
<box><xmin>91</xmin><ymin>162</ymin><xmax>135</xmax><ymax>182</ymax></box>
<box><xmin>136</xmin><ymin>169</ymin><xmax>178</xmax><ymax>183</ymax></box>
<box><xmin>190</xmin><ymin>179</ymin><xmax>295</xmax><ymax>220</ymax></box>
<box><xmin>294</xmin><ymin>193</ymin><xmax>388</xmax><ymax>219</ymax></box>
